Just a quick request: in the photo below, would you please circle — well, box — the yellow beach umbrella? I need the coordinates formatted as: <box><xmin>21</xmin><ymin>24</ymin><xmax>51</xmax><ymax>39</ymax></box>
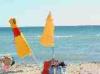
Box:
<box><xmin>40</xmin><ymin>12</ymin><xmax>55</xmax><ymax>58</ymax></box>
<box><xmin>40</xmin><ymin>12</ymin><xmax>55</xmax><ymax>47</ymax></box>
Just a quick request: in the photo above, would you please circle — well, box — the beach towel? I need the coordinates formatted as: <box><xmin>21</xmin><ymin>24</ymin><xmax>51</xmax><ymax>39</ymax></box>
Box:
<box><xmin>42</xmin><ymin>61</ymin><xmax>51</xmax><ymax>74</ymax></box>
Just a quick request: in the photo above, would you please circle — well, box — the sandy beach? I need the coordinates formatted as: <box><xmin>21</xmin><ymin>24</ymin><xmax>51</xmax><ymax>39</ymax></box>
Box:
<box><xmin>0</xmin><ymin>63</ymin><xmax>99</xmax><ymax>74</ymax></box>
<box><xmin>66</xmin><ymin>63</ymin><xmax>100</xmax><ymax>74</ymax></box>
<box><xmin>0</xmin><ymin>63</ymin><xmax>41</xmax><ymax>74</ymax></box>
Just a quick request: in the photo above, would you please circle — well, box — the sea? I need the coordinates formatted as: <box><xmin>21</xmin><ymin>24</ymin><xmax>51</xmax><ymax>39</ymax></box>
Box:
<box><xmin>0</xmin><ymin>26</ymin><xmax>100</xmax><ymax>65</ymax></box>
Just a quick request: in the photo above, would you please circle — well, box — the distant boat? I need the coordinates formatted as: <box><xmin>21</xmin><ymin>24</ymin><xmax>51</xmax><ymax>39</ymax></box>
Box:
<box><xmin>9</xmin><ymin>18</ymin><xmax>32</xmax><ymax>58</ymax></box>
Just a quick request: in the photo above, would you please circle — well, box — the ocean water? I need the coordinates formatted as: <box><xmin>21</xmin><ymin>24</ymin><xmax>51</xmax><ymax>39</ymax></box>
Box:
<box><xmin>0</xmin><ymin>26</ymin><xmax>100</xmax><ymax>64</ymax></box>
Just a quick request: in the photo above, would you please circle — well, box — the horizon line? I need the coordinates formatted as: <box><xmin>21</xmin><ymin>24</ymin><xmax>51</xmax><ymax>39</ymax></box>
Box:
<box><xmin>1</xmin><ymin>25</ymin><xmax>100</xmax><ymax>28</ymax></box>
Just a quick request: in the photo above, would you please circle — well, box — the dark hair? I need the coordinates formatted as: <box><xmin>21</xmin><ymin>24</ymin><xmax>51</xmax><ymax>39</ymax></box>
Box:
<box><xmin>51</xmin><ymin>65</ymin><xmax>56</xmax><ymax>68</ymax></box>
<box><xmin>11</xmin><ymin>57</ymin><xmax>15</xmax><ymax>66</ymax></box>
<box><xmin>59</xmin><ymin>62</ymin><xmax>65</xmax><ymax>67</ymax></box>
<box><xmin>11</xmin><ymin>60</ymin><xmax>15</xmax><ymax>66</ymax></box>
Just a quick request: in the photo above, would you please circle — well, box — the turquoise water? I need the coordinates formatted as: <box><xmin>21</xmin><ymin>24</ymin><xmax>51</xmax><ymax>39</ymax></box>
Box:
<box><xmin>0</xmin><ymin>26</ymin><xmax>100</xmax><ymax>64</ymax></box>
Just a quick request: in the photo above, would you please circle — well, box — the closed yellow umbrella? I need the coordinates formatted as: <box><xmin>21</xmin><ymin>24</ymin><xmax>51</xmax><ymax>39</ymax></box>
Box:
<box><xmin>40</xmin><ymin>12</ymin><xmax>55</xmax><ymax>47</ymax></box>
<box><xmin>40</xmin><ymin>12</ymin><xmax>55</xmax><ymax>58</ymax></box>
<box><xmin>9</xmin><ymin>18</ymin><xmax>32</xmax><ymax>58</ymax></box>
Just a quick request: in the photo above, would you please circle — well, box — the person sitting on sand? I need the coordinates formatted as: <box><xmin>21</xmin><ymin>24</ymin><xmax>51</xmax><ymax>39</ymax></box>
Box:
<box><xmin>2</xmin><ymin>56</ymin><xmax>12</xmax><ymax>72</ymax></box>
<box><xmin>58</xmin><ymin>62</ymin><xmax>66</xmax><ymax>74</ymax></box>
<box><xmin>1</xmin><ymin>56</ymin><xmax>15</xmax><ymax>72</ymax></box>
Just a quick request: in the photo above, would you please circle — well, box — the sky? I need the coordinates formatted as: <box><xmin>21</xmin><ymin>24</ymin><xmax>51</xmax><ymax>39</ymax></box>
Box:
<box><xmin>0</xmin><ymin>0</ymin><xmax>100</xmax><ymax>27</ymax></box>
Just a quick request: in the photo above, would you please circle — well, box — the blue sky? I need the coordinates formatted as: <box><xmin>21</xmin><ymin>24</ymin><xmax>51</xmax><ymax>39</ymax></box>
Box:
<box><xmin>0</xmin><ymin>0</ymin><xmax>100</xmax><ymax>27</ymax></box>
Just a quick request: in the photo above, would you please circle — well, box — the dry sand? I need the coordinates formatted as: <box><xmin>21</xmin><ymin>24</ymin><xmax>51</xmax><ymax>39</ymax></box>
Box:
<box><xmin>0</xmin><ymin>63</ymin><xmax>41</xmax><ymax>74</ymax></box>
<box><xmin>66</xmin><ymin>63</ymin><xmax>100</xmax><ymax>74</ymax></box>
<box><xmin>0</xmin><ymin>63</ymin><xmax>100</xmax><ymax>74</ymax></box>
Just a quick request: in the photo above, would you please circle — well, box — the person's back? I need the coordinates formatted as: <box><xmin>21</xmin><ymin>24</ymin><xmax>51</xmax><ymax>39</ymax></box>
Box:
<box><xmin>56</xmin><ymin>65</ymin><xmax>62</xmax><ymax>74</ymax></box>
<box><xmin>62</xmin><ymin>62</ymin><xmax>66</xmax><ymax>74</ymax></box>
<box><xmin>49</xmin><ymin>65</ymin><xmax>56</xmax><ymax>74</ymax></box>
<box><xmin>58</xmin><ymin>62</ymin><xmax>66</xmax><ymax>74</ymax></box>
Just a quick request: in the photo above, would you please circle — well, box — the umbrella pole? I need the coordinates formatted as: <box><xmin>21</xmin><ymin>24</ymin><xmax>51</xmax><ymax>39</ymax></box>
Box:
<box><xmin>52</xmin><ymin>47</ymin><xmax>55</xmax><ymax>59</ymax></box>
<box><xmin>30</xmin><ymin>54</ymin><xmax>41</xmax><ymax>69</ymax></box>
<box><xmin>30</xmin><ymin>53</ymin><xmax>39</xmax><ymax>65</ymax></box>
